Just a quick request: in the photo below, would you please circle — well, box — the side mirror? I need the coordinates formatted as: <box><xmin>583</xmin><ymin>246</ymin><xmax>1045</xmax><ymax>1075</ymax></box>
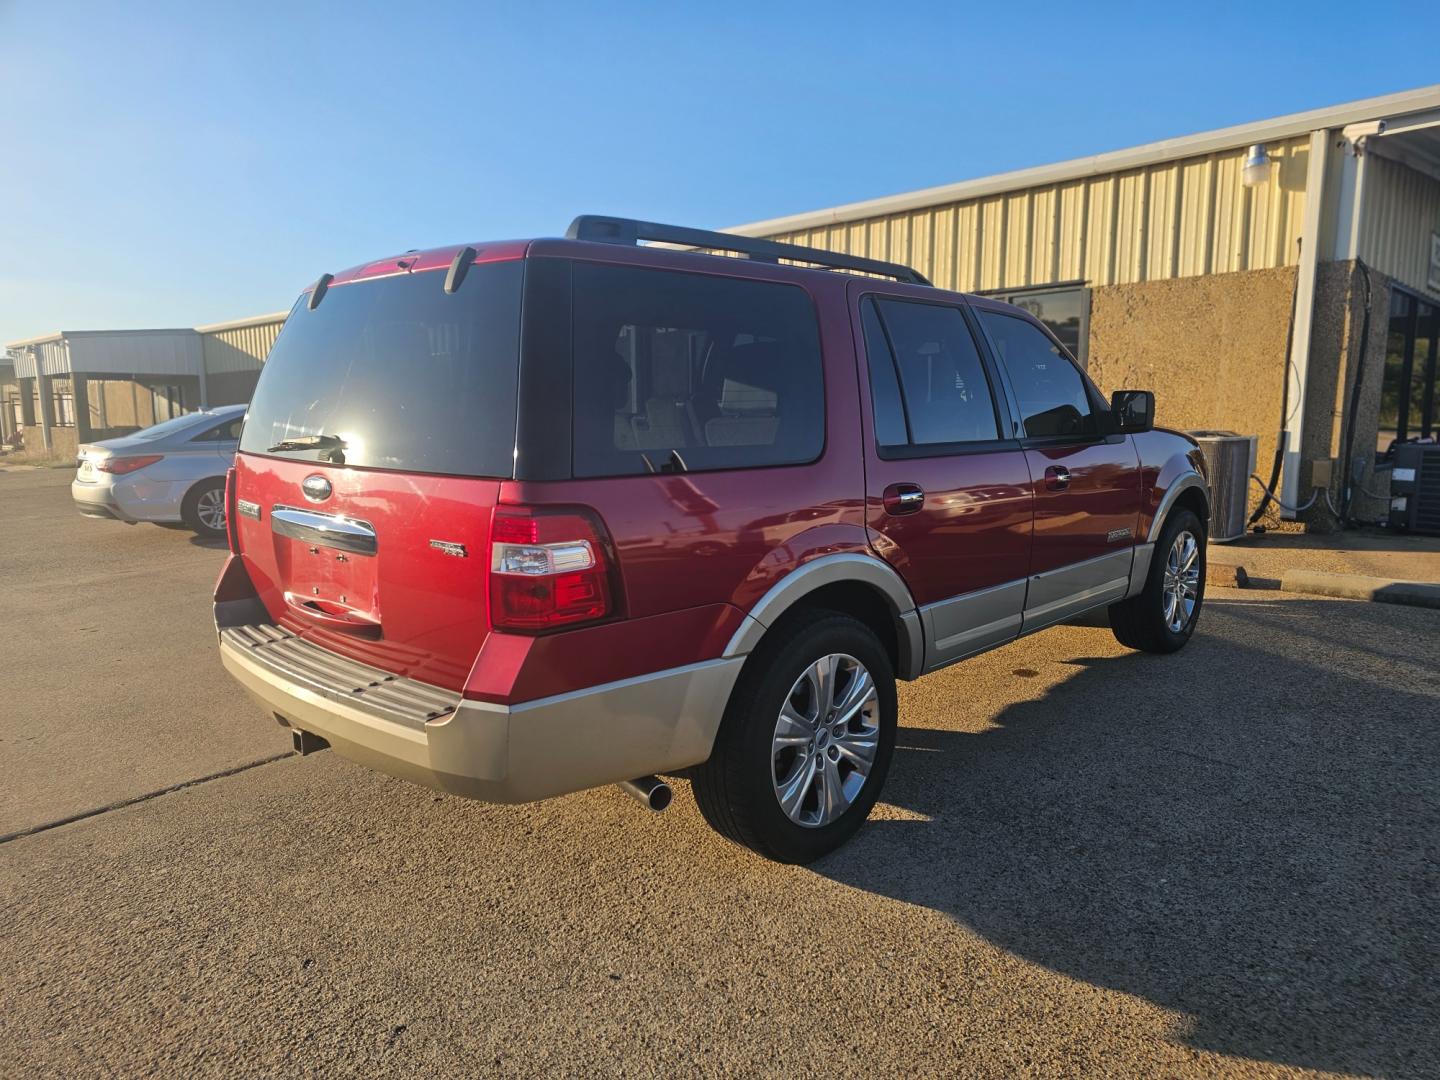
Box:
<box><xmin>1109</xmin><ymin>390</ymin><xmax>1154</xmax><ymax>434</ymax></box>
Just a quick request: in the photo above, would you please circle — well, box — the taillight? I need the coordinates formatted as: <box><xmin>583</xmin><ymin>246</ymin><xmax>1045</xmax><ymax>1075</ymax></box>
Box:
<box><xmin>224</xmin><ymin>467</ymin><xmax>240</xmax><ymax>555</ymax></box>
<box><xmin>489</xmin><ymin>506</ymin><xmax>616</xmax><ymax>632</ymax></box>
<box><xmin>98</xmin><ymin>454</ymin><xmax>163</xmax><ymax>475</ymax></box>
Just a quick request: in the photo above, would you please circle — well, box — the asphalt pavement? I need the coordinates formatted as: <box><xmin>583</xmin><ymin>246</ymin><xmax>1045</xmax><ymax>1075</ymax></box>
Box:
<box><xmin>3</xmin><ymin>466</ymin><xmax>1438</xmax><ymax>1078</ymax></box>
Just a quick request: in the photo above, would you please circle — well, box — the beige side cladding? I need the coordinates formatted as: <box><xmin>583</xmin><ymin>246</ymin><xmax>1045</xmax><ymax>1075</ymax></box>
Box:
<box><xmin>1085</xmin><ymin>266</ymin><xmax>1297</xmax><ymax>520</ymax></box>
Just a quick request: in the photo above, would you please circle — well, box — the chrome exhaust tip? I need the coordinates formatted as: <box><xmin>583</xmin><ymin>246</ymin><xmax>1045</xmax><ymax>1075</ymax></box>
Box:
<box><xmin>618</xmin><ymin>775</ymin><xmax>672</xmax><ymax>813</ymax></box>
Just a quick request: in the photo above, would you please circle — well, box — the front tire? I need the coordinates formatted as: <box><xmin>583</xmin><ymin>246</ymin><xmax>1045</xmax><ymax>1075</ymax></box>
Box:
<box><xmin>182</xmin><ymin>478</ymin><xmax>227</xmax><ymax>538</ymax></box>
<box><xmin>1109</xmin><ymin>507</ymin><xmax>1206</xmax><ymax>653</ymax></box>
<box><xmin>693</xmin><ymin>611</ymin><xmax>897</xmax><ymax>863</ymax></box>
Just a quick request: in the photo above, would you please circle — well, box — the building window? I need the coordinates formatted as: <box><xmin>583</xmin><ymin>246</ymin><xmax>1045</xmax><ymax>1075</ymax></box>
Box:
<box><xmin>1378</xmin><ymin>289</ymin><xmax>1439</xmax><ymax>456</ymax></box>
<box><xmin>53</xmin><ymin>390</ymin><xmax>76</xmax><ymax>427</ymax></box>
<box><xmin>152</xmin><ymin>385</ymin><xmax>185</xmax><ymax>421</ymax></box>
<box><xmin>977</xmin><ymin>284</ymin><xmax>1090</xmax><ymax>368</ymax></box>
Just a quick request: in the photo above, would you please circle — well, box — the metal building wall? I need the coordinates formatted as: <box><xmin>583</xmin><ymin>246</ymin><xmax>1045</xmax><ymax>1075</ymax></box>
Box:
<box><xmin>12</xmin><ymin>339</ymin><xmax>70</xmax><ymax>378</ymax></box>
<box><xmin>761</xmin><ymin>137</ymin><xmax>1312</xmax><ymax>293</ymax></box>
<box><xmin>1359</xmin><ymin>153</ymin><xmax>1440</xmax><ymax>295</ymax></box>
<box><xmin>65</xmin><ymin>331</ymin><xmax>202</xmax><ymax>377</ymax></box>
<box><xmin>200</xmin><ymin>316</ymin><xmax>286</xmax><ymax>375</ymax></box>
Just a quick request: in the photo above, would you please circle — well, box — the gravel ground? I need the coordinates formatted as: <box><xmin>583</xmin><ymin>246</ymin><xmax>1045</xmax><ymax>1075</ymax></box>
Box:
<box><xmin>3</xmin><ymin>468</ymin><xmax>1438</xmax><ymax>1078</ymax></box>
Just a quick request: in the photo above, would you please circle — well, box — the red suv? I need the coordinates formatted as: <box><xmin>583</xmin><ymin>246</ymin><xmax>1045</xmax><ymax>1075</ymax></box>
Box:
<box><xmin>215</xmin><ymin>216</ymin><xmax>1208</xmax><ymax>862</ymax></box>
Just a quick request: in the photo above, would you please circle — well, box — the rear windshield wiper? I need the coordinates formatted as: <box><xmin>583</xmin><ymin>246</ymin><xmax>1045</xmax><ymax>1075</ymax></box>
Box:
<box><xmin>266</xmin><ymin>433</ymin><xmax>347</xmax><ymax>463</ymax></box>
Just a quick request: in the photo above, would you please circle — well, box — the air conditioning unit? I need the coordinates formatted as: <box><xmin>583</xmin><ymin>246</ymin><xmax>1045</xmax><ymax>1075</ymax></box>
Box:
<box><xmin>1188</xmin><ymin>431</ymin><xmax>1257</xmax><ymax>542</ymax></box>
<box><xmin>1388</xmin><ymin>443</ymin><xmax>1440</xmax><ymax>536</ymax></box>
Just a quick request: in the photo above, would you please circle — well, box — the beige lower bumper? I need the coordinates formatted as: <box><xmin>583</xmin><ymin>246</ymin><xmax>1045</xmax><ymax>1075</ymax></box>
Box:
<box><xmin>219</xmin><ymin>635</ymin><xmax>745</xmax><ymax>803</ymax></box>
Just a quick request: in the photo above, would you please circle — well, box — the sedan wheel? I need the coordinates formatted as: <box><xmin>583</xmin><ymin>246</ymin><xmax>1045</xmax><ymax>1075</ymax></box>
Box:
<box><xmin>196</xmin><ymin>487</ymin><xmax>227</xmax><ymax>533</ymax></box>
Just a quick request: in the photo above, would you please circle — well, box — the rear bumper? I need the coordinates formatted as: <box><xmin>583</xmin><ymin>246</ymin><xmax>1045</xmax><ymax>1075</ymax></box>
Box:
<box><xmin>217</xmin><ymin>622</ymin><xmax>743</xmax><ymax>803</ymax></box>
<box><xmin>71</xmin><ymin>476</ymin><xmax>185</xmax><ymax>524</ymax></box>
<box><xmin>72</xmin><ymin>479</ymin><xmax>129</xmax><ymax>521</ymax></box>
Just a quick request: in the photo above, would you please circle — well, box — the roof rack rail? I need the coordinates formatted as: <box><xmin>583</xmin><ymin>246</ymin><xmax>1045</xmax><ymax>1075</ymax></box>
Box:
<box><xmin>565</xmin><ymin>215</ymin><xmax>931</xmax><ymax>286</ymax></box>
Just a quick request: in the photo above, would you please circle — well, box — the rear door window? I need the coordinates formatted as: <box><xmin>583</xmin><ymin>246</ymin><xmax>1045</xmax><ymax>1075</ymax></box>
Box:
<box><xmin>570</xmin><ymin>263</ymin><xmax>824</xmax><ymax>477</ymax></box>
<box><xmin>239</xmin><ymin>262</ymin><xmax>522</xmax><ymax>476</ymax></box>
<box><xmin>979</xmin><ymin>311</ymin><xmax>1096</xmax><ymax>439</ymax></box>
<box><xmin>191</xmin><ymin>417</ymin><xmax>243</xmax><ymax>442</ymax></box>
<box><xmin>866</xmin><ymin>298</ymin><xmax>1001</xmax><ymax>447</ymax></box>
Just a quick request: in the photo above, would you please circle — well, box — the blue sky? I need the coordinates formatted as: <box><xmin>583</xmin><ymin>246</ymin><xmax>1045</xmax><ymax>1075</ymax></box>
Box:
<box><xmin>3</xmin><ymin>0</ymin><xmax>1438</xmax><ymax>346</ymax></box>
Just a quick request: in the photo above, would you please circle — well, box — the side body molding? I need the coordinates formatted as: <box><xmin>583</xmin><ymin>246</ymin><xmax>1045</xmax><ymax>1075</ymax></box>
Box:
<box><xmin>722</xmin><ymin>553</ymin><xmax>924</xmax><ymax>680</ymax></box>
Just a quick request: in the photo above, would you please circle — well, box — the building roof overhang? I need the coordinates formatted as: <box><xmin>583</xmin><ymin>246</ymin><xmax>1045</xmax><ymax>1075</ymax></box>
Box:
<box><xmin>728</xmin><ymin>83</ymin><xmax>1440</xmax><ymax>236</ymax></box>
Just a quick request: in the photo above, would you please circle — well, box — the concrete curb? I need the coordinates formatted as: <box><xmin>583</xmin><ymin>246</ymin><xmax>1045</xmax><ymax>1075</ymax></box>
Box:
<box><xmin>1277</xmin><ymin>569</ymin><xmax>1440</xmax><ymax>609</ymax></box>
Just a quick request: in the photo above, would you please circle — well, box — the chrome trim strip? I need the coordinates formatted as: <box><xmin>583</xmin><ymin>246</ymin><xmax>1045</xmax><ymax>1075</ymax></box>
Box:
<box><xmin>1147</xmin><ymin>472</ymin><xmax>1209</xmax><ymax>543</ymax></box>
<box><xmin>271</xmin><ymin>504</ymin><xmax>378</xmax><ymax>556</ymax></box>
<box><xmin>920</xmin><ymin>578</ymin><xmax>1026</xmax><ymax>672</ymax></box>
<box><xmin>723</xmin><ymin>553</ymin><xmax>923</xmax><ymax>678</ymax></box>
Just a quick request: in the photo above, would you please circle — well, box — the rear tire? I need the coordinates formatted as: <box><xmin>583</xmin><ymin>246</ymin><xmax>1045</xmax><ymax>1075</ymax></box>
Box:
<box><xmin>693</xmin><ymin>611</ymin><xmax>897</xmax><ymax>863</ymax></box>
<box><xmin>182</xmin><ymin>478</ymin><xmax>227</xmax><ymax>538</ymax></box>
<box><xmin>1109</xmin><ymin>508</ymin><xmax>1206</xmax><ymax>653</ymax></box>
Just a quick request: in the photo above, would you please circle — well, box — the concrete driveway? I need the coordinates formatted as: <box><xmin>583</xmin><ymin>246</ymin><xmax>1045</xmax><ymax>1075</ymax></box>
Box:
<box><xmin>2</xmin><ymin>467</ymin><xmax>1437</xmax><ymax>1077</ymax></box>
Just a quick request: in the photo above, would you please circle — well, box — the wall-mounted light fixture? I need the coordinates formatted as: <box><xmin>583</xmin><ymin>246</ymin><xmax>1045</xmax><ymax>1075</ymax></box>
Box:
<box><xmin>1242</xmin><ymin>143</ymin><xmax>1273</xmax><ymax>188</ymax></box>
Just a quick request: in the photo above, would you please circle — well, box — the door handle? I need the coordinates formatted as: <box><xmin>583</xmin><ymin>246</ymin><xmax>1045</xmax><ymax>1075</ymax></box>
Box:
<box><xmin>1044</xmin><ymin>465</ymin><xmax>1071</xmax><ymax>490</ymax></box>
<box><xmin>883</xmin><ymin>483</ymin><xmax>925</xmax><ymax>516</ymax></box>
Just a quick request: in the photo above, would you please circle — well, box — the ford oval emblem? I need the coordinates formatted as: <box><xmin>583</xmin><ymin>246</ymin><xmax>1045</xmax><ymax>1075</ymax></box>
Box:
<box><xmin>301</xmin><ymin>474</ymin><xmax>332</xmax><ymax>502</ymax></box>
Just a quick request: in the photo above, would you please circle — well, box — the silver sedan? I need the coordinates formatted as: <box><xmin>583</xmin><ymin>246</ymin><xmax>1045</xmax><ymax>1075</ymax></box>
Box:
<box><xmin>71</xmin><ymin>405</ymin><xmax>246</xmax><ymax>537</ymax></box>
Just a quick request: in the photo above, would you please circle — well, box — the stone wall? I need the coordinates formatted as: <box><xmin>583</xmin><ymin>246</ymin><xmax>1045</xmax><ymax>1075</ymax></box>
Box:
<box><xmin>1086</xmin><ymin>266</ymin><xmax>1298</xmax><ymax>520</ymax></box>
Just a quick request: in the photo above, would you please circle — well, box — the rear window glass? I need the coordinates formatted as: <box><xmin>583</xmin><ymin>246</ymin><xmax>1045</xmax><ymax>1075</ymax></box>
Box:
<box><xmin>239</xmin><ymin>262</ymin><xmax>522</xmax><ymax>476</ymax></box>
<box><xmin>132</xmin><ymin>413</ymin><xmax>207</xmax><ymax>441</ymax></box>
<box><xmin>570</xmin><ymin>263</ymin><xmax>824</xmax><ymax>477</ymax></box>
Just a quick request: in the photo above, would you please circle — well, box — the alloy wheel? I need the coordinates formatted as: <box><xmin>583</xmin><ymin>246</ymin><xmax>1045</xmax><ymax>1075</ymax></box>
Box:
<box><xmin>1162</xmin><ymin>529</ymin><xmax>1200</xmax><ymax>633</ymax></box>
<box><xmin>196</xmin><ymin>487</ymin><xmax>227</xmax><ymax>532</ymax></box>
<box><xmin>771</xmin><ymin>653</ymin><xmax>880</xmax><ymax>828</ymax></box>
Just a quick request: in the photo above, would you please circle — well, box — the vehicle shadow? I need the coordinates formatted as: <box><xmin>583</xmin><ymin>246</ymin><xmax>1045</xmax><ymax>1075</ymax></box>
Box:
<box><xmin>187</xmin><ymin>534</ymin><xmax>230</xmax><ymax>551</ymax></box>
<box><xmin>814</xmin><ymin>598</ymin><xmax>1440</xmax><ymax>1077</ymax></box>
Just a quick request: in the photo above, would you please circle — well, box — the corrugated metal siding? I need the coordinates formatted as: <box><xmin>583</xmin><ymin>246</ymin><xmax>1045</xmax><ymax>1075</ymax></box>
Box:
<box><xmin>1359</xmin><ymin>153</ymin><xmax>1440</xmax><ymax>296</ymax></box>
<box><xmin>201</xmin><ymin>318</ymin><xmax>285</xmax><ymax>375</ymax></box>
<box><xmin>65</xmin><ymin>332</ymin><xmax>202</xmax><ymax>377</ymax></box>
<box><xmin>9</xmin><ymin>340</ymin><xmax>67</xmax><ymax>379</ymax></box>
<box><xmin>762</xmin><ymin>137</ymin><xmax>1311</xmax><ymax>291</ymax></box>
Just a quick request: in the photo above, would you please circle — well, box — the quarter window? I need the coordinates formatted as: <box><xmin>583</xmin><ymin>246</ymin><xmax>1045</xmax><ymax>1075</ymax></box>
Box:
<box><xmin>570</xmin><ymin>263</ymin><xmax>824</xmax><ymax>477</ymax></box>
<box><xmin>980</xmin><ymin>311</ymin><xmax>1096</xmax><ymax>439</ymax></box>
<box><xmin>865</xmin><ymin>298</ymin><xmax>1001</xmax><ymax>447</ymax></box>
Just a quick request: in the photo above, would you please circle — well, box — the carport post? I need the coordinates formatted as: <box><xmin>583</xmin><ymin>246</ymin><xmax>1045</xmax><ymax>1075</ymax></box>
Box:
<box><xmin>35</xmin><ymin>361</ymin><xmax>53</xmax><ymax>453</ymax></box>
<box><xmin>72</xmin><ymin>374</ymin><xmax>94</xmax><ymax>444</ymax></box>
<box><xmin>197</xmin><ymin>336</ymin><xmax>210</xmax><ymax>410</ymax></box>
